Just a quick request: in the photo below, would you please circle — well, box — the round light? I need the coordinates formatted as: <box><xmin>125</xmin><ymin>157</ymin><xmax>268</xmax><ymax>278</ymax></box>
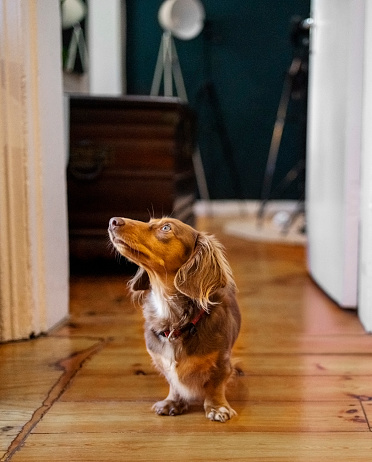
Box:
<box><xmin>158</xmin><ymin>0</ymin><xmax>205</xmax><ymax>40</ymax></box>
<box><xmin>61</xmin><ymin>0</ymin><xmax>87</xmax><ymax>30</ymax></box>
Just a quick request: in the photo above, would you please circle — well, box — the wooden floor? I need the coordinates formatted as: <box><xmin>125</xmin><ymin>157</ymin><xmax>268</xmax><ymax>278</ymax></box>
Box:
<box><xmin>1</xmin><ymin>216</ymin><xmax>372</xmax><ymax>461</ymax></box>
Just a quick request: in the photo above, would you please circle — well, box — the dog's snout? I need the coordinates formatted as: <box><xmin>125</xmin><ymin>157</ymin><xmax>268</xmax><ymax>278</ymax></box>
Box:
<box><xmin>109</xmin><ymin>217</ymin><xmax>125</xmax><ymax>229</ymax></box>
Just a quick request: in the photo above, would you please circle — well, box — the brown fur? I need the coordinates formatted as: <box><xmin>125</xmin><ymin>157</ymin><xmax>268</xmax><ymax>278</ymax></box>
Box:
<box><xmin>108</xmin><ymin>216</ymin><xmax>241</xmax><ymax>422</ymax></box>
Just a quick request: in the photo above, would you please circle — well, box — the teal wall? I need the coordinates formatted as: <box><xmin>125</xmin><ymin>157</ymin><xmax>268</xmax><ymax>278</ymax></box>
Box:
<box><xmin>126</xmin><ymin>0</ymin><xmax>310</xmax><ymax>199</ymax></box>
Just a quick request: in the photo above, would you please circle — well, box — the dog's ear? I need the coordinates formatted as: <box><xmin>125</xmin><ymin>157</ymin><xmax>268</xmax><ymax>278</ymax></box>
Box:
<box><xmin>174</xmin><ymin>233</ymin><xmax>234</xmax><ymax>310</ymax></box>
<box><xmin>129</xmin><ymin>267</ymin><xmax>150</xmax><ymax>291</ymax></box>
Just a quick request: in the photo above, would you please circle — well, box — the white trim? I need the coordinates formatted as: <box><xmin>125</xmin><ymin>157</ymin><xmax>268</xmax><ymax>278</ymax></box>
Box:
<box><xmin>194</xmin><ymin>200</ymin><xmax>302</xmax><ymax>217</ymax></box>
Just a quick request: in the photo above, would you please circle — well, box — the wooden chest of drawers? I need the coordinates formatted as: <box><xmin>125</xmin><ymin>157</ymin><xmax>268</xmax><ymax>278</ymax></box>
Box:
<box><xmin>67</xmin><ymin>95</ymin><xmax>197</xmax><ymax>264</ymax></box>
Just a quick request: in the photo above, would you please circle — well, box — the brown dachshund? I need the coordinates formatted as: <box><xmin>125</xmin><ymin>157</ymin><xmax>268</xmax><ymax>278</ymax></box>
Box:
<box><xmin>108</xmin><ymin>217</ymin><xmax>241</xmax><ymax>422</ymax></box>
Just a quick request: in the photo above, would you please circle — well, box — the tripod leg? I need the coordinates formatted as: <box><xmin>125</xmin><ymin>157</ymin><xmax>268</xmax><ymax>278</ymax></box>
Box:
<box><xmin>206</xmin><ymin>83</ymin><xmax>243</xmax><ymax>199</ymax></box>
<box><xmin>270</xmin><ymin>158</ymin><xmax>305</xmax><ymax>198</ymax></box>
<box><xmin>163</xmin><ymin>33</ymin><xmax>173</xmax><ymax>96</ymax></box>
<box><xmin>193</xmin><ymin>147</ymin><xmax>210</xmax><ymax>201</ymax></box>
<box><xmin>257</xmin><ymin>58</ymin><xmax>302</xmax><ymax>224</ymax></box>
<box><xmin>281</xmin><ymin>198</ymin><xmax>305</xmax><ymax>235</ymax></box>
<box><xmin>171</xmin><ymin>38</ymin><xmax>188</xmax><ymax>102</ymax></box>
<box><xmin>151</xmin><ymin>34</ymin><xmax>210</xmax><ymax>201</ymax></box>
<box><xmin>65</xmin><ymin>28</ymin><xmax>79</xmax><ymax>72</ymax></box>
<box><xmin>151</xmin><ymin>34</ymin><xmax>166</xmax><ymax>96</ymax></box>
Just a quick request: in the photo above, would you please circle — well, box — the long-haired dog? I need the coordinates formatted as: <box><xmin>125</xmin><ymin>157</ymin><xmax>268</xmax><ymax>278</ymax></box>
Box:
<box><xmin>108</xmin><ymin>216</ymin><xmax>241</xmax><ymax>422</ymax></box>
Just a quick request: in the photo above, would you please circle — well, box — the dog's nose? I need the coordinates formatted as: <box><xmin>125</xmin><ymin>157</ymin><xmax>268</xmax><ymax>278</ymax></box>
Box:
<box><xmin>109</xmin><ymin>217</ymin><xmax>125</xmax><ymax>229</ymax></box>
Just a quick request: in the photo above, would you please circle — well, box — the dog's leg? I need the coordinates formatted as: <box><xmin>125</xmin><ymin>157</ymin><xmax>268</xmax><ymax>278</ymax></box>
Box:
<box><xmin>203</xmin><ymin>377</ymin><xmax>236</xmax><ymax>423</ymax></box>
<box><xmin>152</xmin><ymin>385</ymin><xmax>188</xmax><ymax>416</ymax></box>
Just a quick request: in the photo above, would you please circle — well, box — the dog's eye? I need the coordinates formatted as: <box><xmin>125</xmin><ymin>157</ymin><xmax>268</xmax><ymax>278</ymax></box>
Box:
<box><xmin>161</xmin><ymin>224</ymin><xmax>171</xmax><ymax>232</ymax></box>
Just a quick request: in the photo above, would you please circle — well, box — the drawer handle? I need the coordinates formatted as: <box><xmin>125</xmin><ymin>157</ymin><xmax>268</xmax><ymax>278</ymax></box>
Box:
<box><xmin>68</xmin><ymin>146</ymin><xmax>108</xmax><ymax>181</ymax></box>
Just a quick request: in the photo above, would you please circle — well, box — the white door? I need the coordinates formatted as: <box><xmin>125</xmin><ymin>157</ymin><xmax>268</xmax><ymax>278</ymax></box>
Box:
<box><xmin>359</xmin><ymin>2</ymin><xmax>372</xmax><ymax>332</ymax></box>
<box><xmin>306</xmin><ymin>0</ymin><xmax>364</xmax><ymax>308</ymax></box>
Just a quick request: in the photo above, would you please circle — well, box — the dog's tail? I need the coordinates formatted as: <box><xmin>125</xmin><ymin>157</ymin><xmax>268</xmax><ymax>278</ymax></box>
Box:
<box><xmin>227</xmin><ymin>358</ymin><xmax>244</xmax><ymax>388</ymax></box>
<box><xmin>231</xmin><ymin>358</ymin><xmax>245</xmax><ymax>378</ymax></box>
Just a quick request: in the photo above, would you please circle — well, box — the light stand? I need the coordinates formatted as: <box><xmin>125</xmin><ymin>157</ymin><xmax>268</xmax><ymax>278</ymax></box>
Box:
<box><xmin>61</xmin><ymin>0</ymin><xmax>88</xmax><ymax>73</ymax></box>
<box><xmin>65</xmin><ymin>23</ymin><xmax>88</xmax><ymax>73</ymax></box>
<box><xmin>151</xmin><ymin>31</ymin><xmax>187</xmax><ymax>101</ymax></box>
<box><xmin>150</xmin><ymin>0</ymin><xmax>209</xmax><ymax>202</ymax></box>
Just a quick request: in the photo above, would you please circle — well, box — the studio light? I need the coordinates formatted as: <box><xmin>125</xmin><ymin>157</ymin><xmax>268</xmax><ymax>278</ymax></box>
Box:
<box><xmin>151</xmin><ymin>0</ymin><xmax>209</xmax><ymax>201</ymax></box>
<box><xmin>151</xmin><ymin>0</ymin><xmax>205</xmax><ymax>100</ymax></box>
<box><xmin>158</xmin><ymin>0</ymin><xmax>205</xmax><ymax>40</ymax></box>
<box><xmin>61</xmin><ymin>0</ymin><xmax>88</xmax><ymax>73</ymax></box>
<box><xmin>61</xmin><ymin>0</ymin><xmax>86</xmax><ymax>30</ymax></box>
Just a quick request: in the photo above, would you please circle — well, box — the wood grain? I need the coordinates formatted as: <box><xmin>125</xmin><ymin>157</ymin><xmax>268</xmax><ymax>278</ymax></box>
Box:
<box><xmin>9</xmin><ymin>433</ymin><xmax>372</xmax><ymax>462</ymax></box>
<box><xmin>32</xmin><ymin>400</ymin><xmax>368</xmax><ymax>433</ymax></box>
<box><xmin>1</xmin><ymin>216</ymin><xmax>372</xmax><ymax>461</ymax></box>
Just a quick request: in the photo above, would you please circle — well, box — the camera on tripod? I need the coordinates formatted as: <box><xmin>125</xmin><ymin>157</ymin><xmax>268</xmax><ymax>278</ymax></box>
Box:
<box><xmin>258</xmin><ymin>16</ymin><xmax>313</xmax><ymax>232</ymax></box>
<box><xmin>290</xmin><ymin>15</ymin><xmax>313</xmax><ymax>52</ymax></box>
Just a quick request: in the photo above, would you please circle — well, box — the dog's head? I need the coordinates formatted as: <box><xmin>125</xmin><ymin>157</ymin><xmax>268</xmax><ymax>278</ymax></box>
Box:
<box><xmin>108</xmin><ymin>217</ymin><xmax>235</xmax><ymax>310</ymax></box>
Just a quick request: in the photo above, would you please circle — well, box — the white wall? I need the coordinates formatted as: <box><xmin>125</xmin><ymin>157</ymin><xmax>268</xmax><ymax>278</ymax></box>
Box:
<box><xmin>88</xmin><ymin>0</ymin><xmax>125</xmax><ymax>95</ymax></box>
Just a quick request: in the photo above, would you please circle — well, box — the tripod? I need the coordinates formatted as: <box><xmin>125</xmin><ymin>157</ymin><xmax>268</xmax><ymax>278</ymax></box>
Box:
<box><xmin>257</xmin><ymin>17</ymin><xmax>310</xmax><ymax>230</ymax></box>
<box><xmin>195</xmin><ymin>80</ymin><xmax>244</xmax><ymax>200</ymax></box>
<box><xmin>151</xmin><ymin>31</ymin><xmax>210</xmax><ymax>201</ymax></box>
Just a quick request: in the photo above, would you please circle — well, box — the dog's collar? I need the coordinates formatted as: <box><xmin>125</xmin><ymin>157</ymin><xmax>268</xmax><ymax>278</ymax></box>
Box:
<box><xmin>158</xmin><ymin>309</ymin><xmax>206</xmax><ymax>341</ymax></box>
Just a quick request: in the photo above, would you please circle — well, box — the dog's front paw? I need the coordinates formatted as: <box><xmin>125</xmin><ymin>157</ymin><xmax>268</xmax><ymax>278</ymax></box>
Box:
<box><xmin>205</xmin><ymin>405</ymin><xmax>237</xmax><ymax>423</ymax></box>
<box><xmin>152</xmin><ymin>399</ymin><xmax>188</xmax><ymax>416</ymax></box>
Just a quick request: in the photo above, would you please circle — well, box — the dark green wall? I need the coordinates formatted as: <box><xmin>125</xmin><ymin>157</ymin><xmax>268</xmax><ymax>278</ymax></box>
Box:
<box><xmin>126</xmin><ymin>0</ymin><xmax>310</xmax><ymax>199</ymax></box>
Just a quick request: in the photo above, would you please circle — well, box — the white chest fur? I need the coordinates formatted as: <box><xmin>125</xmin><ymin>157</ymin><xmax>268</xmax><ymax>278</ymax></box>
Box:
<box><xmin>151</xmin><ymin>346</ymin><xmax>195</xmax><ymax>401</ymax></box>
<box><xmin>149</xmin><ymin>288</ymin><xmax>171</xmax><ymax>319</ymax></box>
<box><xmin>147</xmin><ymin>289</ymin><xmax>197</xmax><ymax>400</ymax></box>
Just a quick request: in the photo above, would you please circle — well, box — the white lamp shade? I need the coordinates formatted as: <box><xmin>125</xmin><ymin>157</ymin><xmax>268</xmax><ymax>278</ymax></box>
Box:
<box><xmin>158</xmin><ymin>0</ymin><xmax>205</xmax><ymax>40</ymax></box>
<box><xmin>61</xmin><ymin>0</ymin><xmax>87</xmax><ymax>29</ymax></box>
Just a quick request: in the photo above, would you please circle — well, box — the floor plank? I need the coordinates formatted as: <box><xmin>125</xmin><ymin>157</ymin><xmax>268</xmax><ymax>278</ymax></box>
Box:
<box><xmin>77</xmin><ymin>346</ymin><xmax>372</xmax><ymax>376</ymax></box>
<box><xmin>2</xmin><ymin>215</ymin><xmax>372</xmax><ymax>461</ymax></box>
<box><xmin>242</xmin><ymin>354</ymin><xmax>372</xmax><ymax>375</ymax></box>
<box><xmin>32</xmin><ymin>400</ymin><xmax>368</xmax><ymax>433</ymax></box>
<box><xmin>58</xmin><ymin>371</ymin><xmax>372</xmax><ymax>403</ymax></box>
<box><xmin>361</xmin><ymin>402</ymin><xmax>372</xmax><ymax>430</ymax></box>
<box><xmin>10</xmin><ymin>433</ymin><xmax>372</xmax><ymax>461</ymax></box>
<box><xmin>0</xmin><ymin>337</ymin><xmax>102</xmax><ymax>460</ymax></box>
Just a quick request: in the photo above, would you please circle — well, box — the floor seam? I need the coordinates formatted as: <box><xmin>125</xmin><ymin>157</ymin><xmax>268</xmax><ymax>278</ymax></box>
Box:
<box><xmin>1</xmin><ymin>339</ymin><xmax>107</xmax><ymax>462</ymax></box>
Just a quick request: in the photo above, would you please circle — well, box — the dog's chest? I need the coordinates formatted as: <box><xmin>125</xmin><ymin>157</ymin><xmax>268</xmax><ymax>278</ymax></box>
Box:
<box><xmin>151</xmin><ymin>342</ymin><xmax>177</xmax><ymax>379</ymax></box>
<box><xmin>151</xmin><ymin>345</ymin><xmax>196</xmax><ymax>400</ymax></box>
<box><xmin>154</xmin><ymin>342</ymin><xmax>177</xmax><ymax>372</ymax></box>
<box><xmin>149</xmin><ymin>290</ymin><xmax>172</xmax><ymax>319</ymax></box>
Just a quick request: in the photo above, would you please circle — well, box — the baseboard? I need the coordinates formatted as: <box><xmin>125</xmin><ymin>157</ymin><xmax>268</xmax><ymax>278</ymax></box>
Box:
<box><xmin>194</xmin><ymin>200</ymin><xmax>302</xmax><ymax>217</ymax></box>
